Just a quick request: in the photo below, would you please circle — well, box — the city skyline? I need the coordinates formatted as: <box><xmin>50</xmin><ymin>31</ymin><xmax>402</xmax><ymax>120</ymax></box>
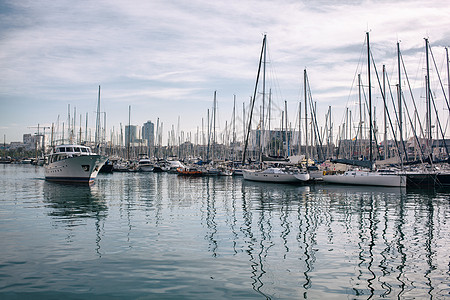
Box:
<box><xmin>1</xmin><ymin>0</ymin><xmax>449</xmax><ymax>144</ymax></box>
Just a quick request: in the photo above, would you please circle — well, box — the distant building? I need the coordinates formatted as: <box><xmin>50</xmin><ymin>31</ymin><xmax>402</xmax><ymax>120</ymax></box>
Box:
<box><xmin>142</xmin><ymin>121</ymin><xmax>154</xmax><ymax>148</ymax></box>
<box><xmin>22</xmin><ymin>134</ymin><xmax>45</xmax><ymax>151</ymax></box>
<box><xmin>124</xmin><ymin>125</ymin><xmax>139</xmax><ymax>147</ymax></box>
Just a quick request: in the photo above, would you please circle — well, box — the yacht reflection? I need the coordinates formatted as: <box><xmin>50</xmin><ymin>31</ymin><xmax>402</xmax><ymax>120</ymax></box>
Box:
<box><xmin>43</xmin><ymin>181</ymin><xmax>108</xmax><ymax>256</ymax></box>
<box><xmin>43</xmin><ymin>181</ymin><xmax>107</xmax><ymax>221</ymax></box>
<box><xmin>242</xmin><ymin>179</ymin><xmax>310</xmax><ymax>206</ymax></box>
<box><xmin>316</xmin><ymin>183</ymin><xmax>406</xmax><ymax>196</ymax></box>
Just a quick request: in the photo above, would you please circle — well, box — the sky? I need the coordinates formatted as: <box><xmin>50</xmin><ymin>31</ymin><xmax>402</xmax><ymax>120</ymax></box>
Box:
<box><xmin>1</xmin><ymin>0</ymin><xmax>449</xmax><ymax>144</ymax></box>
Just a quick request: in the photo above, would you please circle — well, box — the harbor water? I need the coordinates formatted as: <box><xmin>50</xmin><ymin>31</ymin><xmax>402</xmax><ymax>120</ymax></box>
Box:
<box><xmin>0</xmin><ymin>164</ymin><xmax>449</xmax><ymax>299</ymax></box>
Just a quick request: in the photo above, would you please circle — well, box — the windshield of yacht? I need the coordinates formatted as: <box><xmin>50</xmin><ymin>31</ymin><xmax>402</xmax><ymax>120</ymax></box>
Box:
<box><xmin>55</xmin><ymin>146</ymin><xmax>91</xmax><ymax>154</ymax></box>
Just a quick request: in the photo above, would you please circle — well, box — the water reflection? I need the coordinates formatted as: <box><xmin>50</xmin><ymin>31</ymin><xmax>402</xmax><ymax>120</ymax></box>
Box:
<box><xmin>230</xmin><ymin>182</ymin><xmax>447</xmax><ymax>298</ymax></box>
<box><xmin>43</xmin><ymin>181</ymin><xmax>107</xmax><ymax>255</ymax></box>
<box><xmin>38</xmin><ymin>173</ymin><xmax>450</xmax><ymax>298</ymax></box>
<box><xmin>43</xmin><ymin>181</ymin><xmax>107</xmax><ymax>221</ymax></box>
<box><xmin>1</xmin><ymin>165</ymin><xmax>449</xmax><ymax>298</ymax></box>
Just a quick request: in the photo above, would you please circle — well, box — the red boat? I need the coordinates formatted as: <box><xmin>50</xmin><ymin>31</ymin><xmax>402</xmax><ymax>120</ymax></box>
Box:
<box><xmin>176</xmin><ymin>166</ymin><xmax>203</xmax><ymax>176</ymax></box>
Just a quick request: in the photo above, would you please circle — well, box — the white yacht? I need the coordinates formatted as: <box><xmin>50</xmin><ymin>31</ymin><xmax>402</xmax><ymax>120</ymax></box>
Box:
<box><xmin>243</xmin><ymin>167</ymin><xmax>310</xmax><ymax>183</ymax></box>
<box><xmin>44</xmin><ymin>144</ymin><xmax>108</xmax><ymax>183</ymax></box>
<box><xmin>323</xmin><ymin>170</ymin><xmax>406</xmax><ymax>187</ymax></box>
<box><xmin>137</xmin><ymin>158</ymin><xmax>154</xmax><ymax>172</ymax></box>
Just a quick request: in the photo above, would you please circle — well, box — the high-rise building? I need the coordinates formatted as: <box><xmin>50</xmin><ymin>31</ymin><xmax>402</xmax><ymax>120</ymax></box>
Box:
<box><xmin>124</xmin><ymin>125</ymin><xmax>139</xmax><ymax>146</ymax></box>
<box><xmin>142</xmin><ymin>121</ymin><xmax>154</xmax><ymax>148</ymax></box>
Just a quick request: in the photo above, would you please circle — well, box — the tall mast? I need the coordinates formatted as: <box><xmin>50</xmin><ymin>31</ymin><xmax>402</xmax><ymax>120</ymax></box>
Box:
<box><xmin>232</xmin><ymin>95</ymin><xmax>236</xmax><ymax>164</ymax></box>
<box><xmin>95</xmin><ymin>85</ymin><xmax>101</xmax><ymax>147</ymax></box>
<box><xmin>358</xmin><ymin>73</ymin><xmax>363</xmax><ymax>159</ymax></box>
<box><xmin>285</xmin><ymin>100</ymin><xmax>288</xmax><ymax>157</ymax></box>
<box><xmin>68</xmin><ymin>104</ymin><xmax>70</xmax><ymax>143</ymax></box>
<box><xmin>207</xmin><ymin>108</ymin><xmax>210</xmax><ymax>161</ymax></box>
<box><xmin>425</xmin><ymin>38</ymin><xmax>432</xmax><ymax>149</ymax></box>
<box><xmin>85</xmin><ymin>112</ymin><xmax>88</xmax><ymax>143</ymax></box>
<box><xmin>328</xmin><ymin>106</ymin><xmax>332</xmax><ymax>158</ymax></box>
<box><xmin>383</xmin><ymin>65</ymin><xmax>387</xmax><ymax>160</ymax></box>
<box><xmin>304</xmin><ymin>69</ymin><xmax>308</xmax><ymax>164</ymax></box>
<box><xmin>298</xmin><ymin>102</ymin><xmax>301</xmax><ymax>156</ymax></box>
<box><xmin>447</xmin><ymin>47</ymin><xmax>450</xmax><ymax>112</ymax></box>
<box><xmin>268</xmin><ymin>89</ymin><xmax>272</xmax><ymax>155</ymax></box>
<box><xmin>397</xmin><ymin>41</ymin><xmax>403</xmax><ymax>160</ymax></box>
<box><xmin>262</xmin><ymin>34</ymin><xmax>266</xmax><ymax>158</ymax></box>
<box><xmin>127</xmin><ymin>105</ymin><xmax>131</xmax><ymax>160</ymax></box>
<box><xmin>367</xmin><ymin>32</ymin><xmax>373</xmax><ymax>168</ymax></box>
<box><xmin>242</xmin><ymin>34</ymin><xmax>266</xmax><ymax>164</ymax></box>
<box><xmin>242</xmin><ymin>102</ymin><xmax>246</xmax><ymax>147</ymax></box>
<box><xmin>213</xmin><ymin>91</ymin><xmax>217</xmax><ymax>161</ymax></box>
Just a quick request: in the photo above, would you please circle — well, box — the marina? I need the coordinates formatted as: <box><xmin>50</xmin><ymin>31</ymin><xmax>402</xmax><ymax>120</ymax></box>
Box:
<box><xmin>0</xmin><ymin>164</ymin><xmax>449</xmax><ymax>299</ymax></box>
<box><xmin>1</xmin><ymin>2</ymin><xmax>450</xmax><ymax>299</ymax></box>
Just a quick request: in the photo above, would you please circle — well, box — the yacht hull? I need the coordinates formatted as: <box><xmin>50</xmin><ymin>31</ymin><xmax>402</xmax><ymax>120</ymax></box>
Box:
<box><xmin>45</xmin><ymin>155</ymin><xmax>107</xmax><ymax>183</ymax></box>
<box><xmin>243</xmin><ymin>170</ymin><xmax>308</xmax><ymax>183</ymax></box>
<box><xmin>323</xmin><ymin>171</ymin><xmax>406</xmax><ymax>187</ymax></box>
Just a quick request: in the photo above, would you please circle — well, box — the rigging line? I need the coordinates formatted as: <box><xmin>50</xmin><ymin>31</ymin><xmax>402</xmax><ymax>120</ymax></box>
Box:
<box><xmin>384</xmin><ymin>70</ymin><xmax>409</xmax><ymax>162</ymax></box>
<box><xmin>400</xmin><ymin>90</ymin><xmax>426</xmax><ymax>163</ymax></box>
<box><xmin>429</xmin><ymin>45</ymin><xmax>450</xmax><ymax>114</ymax></box>
<box><xmin>364</xmin><ymin>56</ymin><xmax>383</xmax><ymax>161</ymax></box>
<box><xmin>400</xmin><ymin>50</ymin><xmax>426</xmax><ymax>138</ymax></box>
<box><xmin>430</xmin><ymin>91</ymin><xmax>449</xmax><ymax>156</ymax></box>
<box><xmin>372</xmin><ymin>57</ymin><xmax>404</xmax><ymax>164</ymax></box>
<box><xmin>340</xmin><ymin>38</ymin><xmax>367</xmax><ymax>126</ymax></box>
<box><xmin>306</xmin><ymin>73</ymin><xmax>325</xmax><ymax>161</ymax></box>
<box><xmin>242</xmin><ymin>35</ymin><xmax>266</xmax><ymax>165</ymax></box>
<box><xmin>266</xmin><ymin>46</ymin><xmax>284</xmax><ymax>107</ymax></box>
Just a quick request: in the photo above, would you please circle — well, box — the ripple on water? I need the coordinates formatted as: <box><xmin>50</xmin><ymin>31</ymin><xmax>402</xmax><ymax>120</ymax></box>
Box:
<box><xmin>0</xmin><ymin>165</ymin><xmax>449</xmax><ymax>299</ymax></box>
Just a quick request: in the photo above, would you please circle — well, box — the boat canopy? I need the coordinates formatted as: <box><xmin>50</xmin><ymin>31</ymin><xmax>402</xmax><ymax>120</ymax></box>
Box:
<box><xmin>331</xmin><ymin>158</ymin><xmax>373</xmax><ymax>169</ymax></box>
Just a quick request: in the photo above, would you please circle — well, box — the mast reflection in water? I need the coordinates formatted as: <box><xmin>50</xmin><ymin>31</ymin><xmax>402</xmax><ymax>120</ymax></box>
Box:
<box><xmin>0</xmin><ymin>165</ymin><xmax>448</xmax><ymax>299</ymax></box>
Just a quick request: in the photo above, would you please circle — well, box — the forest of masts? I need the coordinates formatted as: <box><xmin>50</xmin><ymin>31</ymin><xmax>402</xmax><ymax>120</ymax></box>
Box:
<box><xmin>45</xmin><ymin>34</ymin><xmax>449</xmax><ymax>165</ymax></box>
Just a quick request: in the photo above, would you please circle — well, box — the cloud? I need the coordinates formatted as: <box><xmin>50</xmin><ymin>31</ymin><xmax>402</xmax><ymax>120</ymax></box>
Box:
<box><xmin>0</xmin><ymin>0</ymin><xmax>449</xmax><ymax>143</ymax></box>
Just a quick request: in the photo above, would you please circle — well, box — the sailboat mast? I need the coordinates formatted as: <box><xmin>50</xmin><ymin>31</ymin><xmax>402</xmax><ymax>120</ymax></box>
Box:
<box><xmin>298</xmin><ymin>102</ymin><xmax>301</xmax><ymax>156</ymax></box>
<box><xmin>95</xmin><ymin>85</ymin><xmax>101</xmax><ymax>147</ymax></box>
<box><xmin>358</xmin><ymin>74</ymin><xmax>363</xmax><ymax>159</ymax></box>
<box><xmin>268</xmin><ymin>89</ymin><xmax>272</xmax><ymax>155</ymax></box>
<box><xmin>447</xmin><ymin>47</ymin><xmax>450</xmax><ymax>110</ymax></box>
<box><xmin>85</xmin><ymin>112</ymin><xmax>88</xmax><ymax>143</ymax></box>
<box><xmin>367</xmin><ymin>32</ymin><xmax>373</xmax><ymax>168</ymax></box>
<box><xmin>285</xmin><ymin>100</ymin><xmax>288</xmax><ymax>157</ymax></box>
<box><xmin>232</xmin><ymin>95</ymin><xmax>236</xmax><ymax>165</ymax></box>
<box><xmin>127</xmin><ymin>105</ymin><xmax>131</xmax><ymax>160</ymax></box>
<box><xmin>213</xmin><ymin>90</ymin><xmax>216</xmax><ymax>161</ymax></box>
<box><xmin>304</xmin><ymin>69</ymin><xmax>308</xmax><ymax>164</ymax></box>
<box><xmin>397</xmin><ymin>42</ymin><xmax>403</xmax><ymax>160</ymax></box>
<box><xmin>262</xmin><ymin>35</ymin><xmax>266</xmax><ymax>159</ymax></box>
<box><xmin>425</xmin><ymin>38</ymin><xmax>432</xmax><ymax>147</ymax></box>
<box><xmin>383</xmin><ymin>65</ymin><xmax>387</xmax><ymax>160</ymax></box>
<box><xmin>242</xmin><ymin>34</ymin><xmax>266</xmax><ymax>165</ymax></box>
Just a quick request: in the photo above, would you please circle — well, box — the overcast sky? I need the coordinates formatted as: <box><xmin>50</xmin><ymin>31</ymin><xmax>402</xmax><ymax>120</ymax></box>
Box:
<box><xmin>1</xmin><ymin>0</ymin><xmax>449</xmax><ymax>144</ymax></box>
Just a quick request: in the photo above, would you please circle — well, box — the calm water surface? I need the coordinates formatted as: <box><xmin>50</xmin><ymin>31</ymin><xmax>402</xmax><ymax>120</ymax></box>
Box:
<box><xmin>0</xmin><ymin>164</ymin><xmax>449</xmax><ymax>299</ymax></box>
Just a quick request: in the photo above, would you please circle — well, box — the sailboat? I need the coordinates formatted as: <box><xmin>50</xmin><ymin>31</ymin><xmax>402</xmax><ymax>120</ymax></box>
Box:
<box><xmin>323</xmin><ymin>169</ymin><xmax>406</xmax><ymax>187</ymax></box>
<box><xmin>243</xmin><ymin>167</ymin><xmax>309</xmax><ymax>183</ymax></box>
<box><xmin>323</xmin><ymin>32</ymin><xmax>406</xmax><ymax>187</ymax></box>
